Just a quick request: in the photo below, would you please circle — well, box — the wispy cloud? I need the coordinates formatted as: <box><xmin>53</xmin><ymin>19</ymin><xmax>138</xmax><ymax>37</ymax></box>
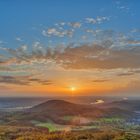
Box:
<box><xmin>0</xmin><ymin>75</ymin><xmax>30</xmax><ymax>85</ymax></box>
<box><xmin>15</xmin><ymin>37</ymin><xmax>23</xmax><ymax>42</ymax></box>
<box><xmin>0</xmin><ymin>75</ymin><xmax>53</xmax><ymax>86</ymax></box>
<box><xmin>117</xmin><ymin>72</ymin><xmax>134</xmax><ymax>77</ymax></box>
<box><xmin>42</xmin><ymin>28</ymin><xmax>74</xmax><ymax>38</ymax></box>
<box><xmin>1</xmin><ymin>31</ymin><xmax>140</xmax><ymax>70</ymax></box>
<box><xmin>85</xmin><ymin>16</ymin><xmax>110</xmax><ymax>24</ymax></box>
<box><xmin>92</xmin><ymin>79</ymin><xmax>110</xmax><ymax>82</ymax></box>
<box><xmin>68</xmin><ymin>22</ymin><xmax>82</xmax><ymax>28</ymax></box>
<box><xmin>41</xmin><ymin>16</ymin><xmax>110</xmax><ymax>39</ymax></box>
<box><xmin>54</xmin><ymin>44</ymin><xmax>140</xmax><ymax>69</ymax></box>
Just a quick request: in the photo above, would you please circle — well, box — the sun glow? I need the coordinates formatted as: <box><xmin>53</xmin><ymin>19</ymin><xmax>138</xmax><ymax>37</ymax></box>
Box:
<box><xmin>70</xmin><ymin>86</ymin><xmax>76</xmax><ymax>91</ymax></box>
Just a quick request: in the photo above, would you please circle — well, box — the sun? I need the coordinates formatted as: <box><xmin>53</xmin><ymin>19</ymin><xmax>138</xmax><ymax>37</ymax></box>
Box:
<box><xmin>70</xmin><ymin>86</ymin><xmax>76</xmax><ymax>91</ymax></box>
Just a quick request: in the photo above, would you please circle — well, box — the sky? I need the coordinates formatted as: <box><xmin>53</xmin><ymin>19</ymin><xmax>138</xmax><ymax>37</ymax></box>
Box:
<box><xmin>0</xmin><ymin>0</ymin><xmax>140</xmax><ymax>97</ymax></box>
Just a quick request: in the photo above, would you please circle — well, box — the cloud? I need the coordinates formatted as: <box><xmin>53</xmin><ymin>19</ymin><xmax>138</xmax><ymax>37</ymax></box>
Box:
<box><xmin>55</xmin><ymin>44</ymin><xmax>140</xmax><ymax>70</ymax></box>
<box><xmin>0</xmin><ymin>28</ymin><xmax>140</xmax><ymax>72</ymax></box>
<box><xmin>131</xmin><ymin>29</ymin><xmax>140</xmax><ymax>33</ymax></box>
<box><xmin>0</xmin><ymin>75</ymin><xmax>52</xmax><ymax>86</ymax></box>
<box><xmin>85</xmin><ymin>16</ymin><xmax>110</xmax><ymax>24</ymax></box>
<box><xmin>29</xmin><ymin>78</ymin><xmax>52</xmax><ymax>85</ymax></box>
<box><xmin>0</xmin><ymin>75</ymin><xmax>30</xmax><ymax>85</ymax></box>
<box><xmin>116</xmin><ymin>69</ymin><xmax>140</xmax><ymax>77</ymax></box>
<box><xmin>0</xmin><ymin>57</ymin><xmax>16</xmax><ymax>66</ymax></box>
<box><xmin>131</xmin><ymin>69</ymin><xmax>140</xmax><ymax>74</ymax></box>
<box><xmin>68</xmin><ymin>22</ymin><xmax>82</xmax><ymax>28</ymax></box>
<box><xmin>117</xmin><ymin>6</ymin><xmax>129</xmax><ymax>10</ymax></box>
<box><xmin>86</xmin><ymin>29</ymin><xmax>94</xmax><ymax>33</ymax></box>
<box><xmin>92</xmin><ymin>79</ymin><xmax>110</xmax><ymax>82</ymax></box>
<box><xmin>42</xmin><ymin>28</ymin><xmax>74</xmax><ymax>38</ymax></box>
<box><xmin>115</xmin><ymin>0</ymin><xmax>130</xmax><ymax>13</ymax></box>
<box><xmin>15</xmin><ymin>37</ymin><xmax>23</xmax><ymax>42</ymax></box>
<box><xmin>86</xmin><ymin>18</ymin><xmax>96</xmax><ymax>24</ymax></box>
<box><xmin>117</xmin><ymin>72</ymin><xmax>134</xmax><ymax>77</ymax></box>
<box><xmin>125</xmin><ymin>39</ymin><xmax>140</xmax><ymax>45</ymax></box>
<box><xmin>1</xmin><ymin>41</ymin><xmax>140</xmax><ymax>70</ymax></box>
<box><xmin>41</xmin><ymin>16</ymin><xmax>110</xmax><ymax>39</ymax></box>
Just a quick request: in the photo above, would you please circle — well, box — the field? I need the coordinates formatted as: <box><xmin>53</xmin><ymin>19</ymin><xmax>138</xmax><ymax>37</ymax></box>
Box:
<box><xmin>31</xmin><ymin>120</ymin><xmax>99</xmax><ymax>132</ymax></box>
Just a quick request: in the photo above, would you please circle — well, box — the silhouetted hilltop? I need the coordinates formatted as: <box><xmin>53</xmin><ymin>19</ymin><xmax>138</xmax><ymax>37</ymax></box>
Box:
<box><xmin>26</xmin><ymin>100</ymin><xmax>134</xmax><ymax>122</ymax></box>
<box><xmin>30</xmin><ymin>100</ymin><xmax>102</xmax><ymax>117</ymax></box>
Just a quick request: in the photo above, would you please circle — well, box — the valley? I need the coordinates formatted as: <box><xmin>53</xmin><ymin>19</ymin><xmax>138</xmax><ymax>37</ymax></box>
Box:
<box><xmin>0</xmin><ymin>99</ymin><xmax>140</xmax><ymax>139</ymax></box>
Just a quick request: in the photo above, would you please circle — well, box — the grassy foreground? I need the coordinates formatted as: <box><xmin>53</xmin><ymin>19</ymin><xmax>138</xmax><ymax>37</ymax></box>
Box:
<box><xmin>0</xmin><ymin>125</ymin><xmax>140</xmax><ymax>140</ymax></box>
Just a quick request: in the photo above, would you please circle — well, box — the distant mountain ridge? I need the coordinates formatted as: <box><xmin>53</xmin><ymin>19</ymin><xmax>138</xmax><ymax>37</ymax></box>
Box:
<box><xmin>102</xmin><ymin>100</ymin><xmax>140</xmax><ymax>111</ymax></box>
